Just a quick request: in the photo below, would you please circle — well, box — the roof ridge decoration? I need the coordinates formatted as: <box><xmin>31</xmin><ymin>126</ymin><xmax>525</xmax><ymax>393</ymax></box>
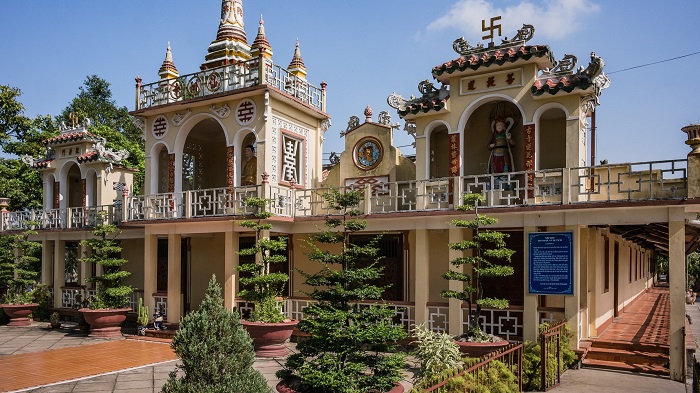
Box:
<box><xmin>533</xmin><ymin>52</ymin><xmax>610</xmax><ymax>109</ymax></box>
<box><xmin>453</xmin><ymin>24</ymin><xmax>535</xmax><ymax>57</ymax></box>
<box><xmin>387</xmin><ymin>80</ymin><xmax>449</xmax><ymax>116</ymax></box>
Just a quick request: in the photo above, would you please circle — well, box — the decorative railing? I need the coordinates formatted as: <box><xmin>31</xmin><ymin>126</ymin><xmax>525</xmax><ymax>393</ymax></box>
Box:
<box><xmin>539</xmin><ymin>321</ymin><xmax>568</xmax><ymax>391</ymax></box>
<box><xmin>0</xmin><ymin>159</ymin><xmax>688</xmax><ymax>231</ymax></box>
<box><xmin>2</xmin><ymin>205</ymin><xmax>121</xmax><ymax>232</ymax></box>
<box><xmin>136</xmin><ymin>58</ymin><xmax>324</xmax><ymax>111</ymax></box>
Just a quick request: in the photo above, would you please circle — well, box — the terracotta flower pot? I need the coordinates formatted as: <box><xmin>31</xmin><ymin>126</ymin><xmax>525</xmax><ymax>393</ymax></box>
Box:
<box><xmin>241</xmin><ymin>319</ymin><xmax>298</xmax><ymax>358</ymax></box>
<box><xmin>0</xmin><ymin>303</ymin><xmax>38</xmax><ymax>326</ymax></box>
<box><xmin>276</xmin><ymin>380</ymin><xmax>404</xmax><ymax>393</ymax></box>
<box><xmin>79</xmin><ymin>308</ymin><xmax>131</xmax><ymax>338</ymax></box>
<box><xmin>454</xmin><ymin>338</ymin><xmax>510</xmax><ymax>358</ymax></box>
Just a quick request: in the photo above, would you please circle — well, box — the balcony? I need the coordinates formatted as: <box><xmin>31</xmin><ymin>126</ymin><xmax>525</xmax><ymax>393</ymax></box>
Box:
<box><xmin>0</xmin><ymin>159</ymin><xmax>687</xmax><ymax>231</ymax></box>
<box><xmin>135</xmin><ymin>57</ymin><xmax>324</xmax><ymax>112</ymax></box>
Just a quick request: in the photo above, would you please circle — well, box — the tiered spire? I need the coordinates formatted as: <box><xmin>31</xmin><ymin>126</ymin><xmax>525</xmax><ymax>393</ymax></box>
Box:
<box><xmin>201</xmin><ymin>0</ymin><xmax>252</xmax><ymax>70</ymax></box>
<box><xmin>158</xmin><ymin>42</ymin><xmax>179</xmax><ymax>80</ymax></box>
<box><xmin>287</xmin><ymin>39</ymin><xmax>307</xmax><ymax>79</ymax></box>
<box><xmin>251</xmin><ymin>15</ymin><xmax>273</xmax><ymax>59</ymax></box>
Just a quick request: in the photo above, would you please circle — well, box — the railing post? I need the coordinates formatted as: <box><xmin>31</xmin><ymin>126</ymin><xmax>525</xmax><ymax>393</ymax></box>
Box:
<box><xmin>121</xmin><ymin>186</ymin><xmax>129</xmax><ymax>223</ymax></box>
<box><xmin>0</xmin><ymin>197</ymin><xmax>8</xmax><ymax>231</ymax></box>
<box><xmin>540</xmin><ymin>330</ymin><xmax>546</xmax><ymax>392</ymax></box>
<box><xmin>184</xmin><ymin>191</ymin><xmax>192</xmax><ymax>219</ymax></box>
<box><xmin>364</xmin><ymin>185</ymin><xmax>372</xmax><ymax>214</ymax></box>
<box><xmin>453</xmin><ymin>175</ymin><xmax>463</xmax><ymax>208</ymax></box>
<box><xmin>258</xmin><ymin>52</ymin><xmax>267</xmax><ymax>85</ymax></box>
<box><xmin>562</xmin><ymin>167</ymin><xmax>572</xmax><ymax>205</ymax></box>
<box><xmin>135</xmin><ymin>76</ymin><xmax>142</xmax><ymax>110</ymax></box>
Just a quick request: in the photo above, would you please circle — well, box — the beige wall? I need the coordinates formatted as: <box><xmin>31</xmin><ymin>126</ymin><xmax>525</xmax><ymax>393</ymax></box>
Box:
<box><xmin>189</xmin><ymin>234</ymin><xmax>226</xmax><ymax>310</ymax></box>
<box><xmin>121</xmin><ymin>238</ymin><xmax>144</xmax><ymax>290</ymax></box>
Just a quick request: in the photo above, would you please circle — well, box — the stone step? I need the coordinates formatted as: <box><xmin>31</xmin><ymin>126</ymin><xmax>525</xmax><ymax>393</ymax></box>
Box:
<box><xmin>585</xmin><ymin>347</ymin><xmax>668</xmax><ymax>365</ymax></box>
<box><xmin>589</xmin><ymin>339</ymin><xmax>669</xmax><ymax>355</ymax></box>
<box><xmin>582</xmin><ymin>358</ymin><xmax>669</xmax><ymax>376</ymax></box>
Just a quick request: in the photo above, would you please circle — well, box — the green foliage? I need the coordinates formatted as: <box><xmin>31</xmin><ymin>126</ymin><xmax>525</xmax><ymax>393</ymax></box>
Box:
<box><xmin>410</xmin><ymin>323</ymin><xmax>463</xmax><ymax>383</ymax></box>
<box><xmin>80</xmin><ymin>212</ymin><xmax>132</xmax><ymax>309</ymax></box>
<box><xmin>522</xmin><ymin>323</ymin><xmax>577</xmax><ymax>391</ymax></box>
<box><xmin>441</xmin><ymin>193</ymin><xmax>515</xmax><ymax>340</ymax></box>
<box><xmin>137</xmin><ymin>297</ymin><xmax>149</xmax><ymax>326</ymax></box>
<box><xmin>0</xmin><ymin>159</ymin><xmax>43</xmax><ymax>210</ymax></box>
<box><xmin>236</xmin><ymin>197</ymin><xmax>289</xmax><ymax>323</ymax></box>
<box><xmin>50</xmin><ymin>311</ymin><xmax>60</xmax><ymax>325</ymax></box>
<box><xmin>31</xmin><ymin>283</ymin><xmax>52</xmax><ymax>321</ymax></box>
<box><xmin>1</xmin><ymin>229</ymin><xmax>40</xmax><ymax>305</ymax></box>
<box><xmin>57</xmin><ymin>76</ymin><xmax>144</xmax><ymax>194</ymax></box>
<box><xmin>688</xmin><ymin>252</ymin><xmax>700</xmax><ymax>290</ymax></box>
<box><xmin>409</xmin><ymin>359</ymin><xmax>517</xmax><ymax>393</ymax></box>
<box><xmin>162</xmin><ymin>275</ymin><xmax>270</xmax><ymax>393</ymax></box>
<box><xmin>277</xmin><ymin>188</ymin><xmax>407</xmax><ymax>393</ymax></box>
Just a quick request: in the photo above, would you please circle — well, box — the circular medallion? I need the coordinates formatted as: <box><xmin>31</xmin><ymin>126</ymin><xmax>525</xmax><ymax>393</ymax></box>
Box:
<box><xmin>151</xmin><ymin>115</ymin><xmax>168</xmax><ymax>140</ymax></box>
<box><xmin>353</xmin><ymin>137</ymin><xmax>383</xmax><ymax>170</ymax></box>
<box><xmin>236</xmin><ymin>99</ymin><xmax>256</xmax><ymax>126</ymax></box>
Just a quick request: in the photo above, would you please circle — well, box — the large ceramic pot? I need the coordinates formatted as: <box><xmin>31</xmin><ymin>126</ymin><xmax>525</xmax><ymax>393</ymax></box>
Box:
<box><xmin>241</xmin><ymin>319</ymin><xmax>298</xmax><ymax>358</ymax></box>
<box><xmin>79</xmin><ymin>308</ymin><xmax>131</xmax><ymax>338</ymax></box>
<box><xmin>454</xmin><ymin>338</ymin><xmax>510</xmax><ymax>358</ymax></box>
<box><xmin>276</xmin><ymin>380</ymin><xmax>404</xmax><ymax>393</ymax></box>
<box><xmin>0</xmin><ymin>303</ymin><xmax>38</xmax><ymax>326</ymax></box>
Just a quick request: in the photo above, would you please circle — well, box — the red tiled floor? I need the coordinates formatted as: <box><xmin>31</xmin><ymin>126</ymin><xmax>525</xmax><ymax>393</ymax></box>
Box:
<box><xmin>596</xmin><ymin>288</ymin><xmax>670</xmax><ymax>346</ymax></box>
<box><xmin>0</xmin><ymin>340</ymin><xmax>176</xmax><ymax>392</ymax></box>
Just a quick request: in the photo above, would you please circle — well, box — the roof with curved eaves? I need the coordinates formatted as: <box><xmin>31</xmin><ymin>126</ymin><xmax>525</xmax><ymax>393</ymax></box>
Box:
<box><xmin>531</xmin><ymin>74</ymin><xmax>595</xmax><ymax>96</ymax></box>
<box><xmin>432</xmin><ymin>45</ymin><xmax>554</xmax><ymax>78</ymax></box>
<box><xmin>42</xmin><ymin>131</ymin><xmax>100</xmax><ymax>146</ymax></box>
<box><xmin>398</xmin><ymin>96</ymin><xmax>449</xmax><ymax>117</ymax></box>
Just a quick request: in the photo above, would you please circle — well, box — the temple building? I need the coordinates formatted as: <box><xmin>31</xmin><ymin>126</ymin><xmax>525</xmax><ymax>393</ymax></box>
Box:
<box><xmin>4</xmin><ymin>0</ymin><xmax>700</xmax><ymax>382</ymax></box>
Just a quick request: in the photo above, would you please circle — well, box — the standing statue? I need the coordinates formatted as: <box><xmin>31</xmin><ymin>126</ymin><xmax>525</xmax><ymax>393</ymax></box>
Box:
<box><xmin>241</xmin><ymin>144</ymin><xmax>257</xmax><ymax>186</ymax></box>
<box><xmin>487</xmin><ymin>116</ymin><xmax>515</xmax><ymax>174</ymax></box>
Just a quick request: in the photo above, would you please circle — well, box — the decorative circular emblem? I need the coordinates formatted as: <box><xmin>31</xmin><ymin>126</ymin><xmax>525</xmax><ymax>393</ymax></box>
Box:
<box><xmin>236</xmin><ymin>99</ymin><xmax>256</xmax><ymax>126</ymax></box>
<box><xmin>353</xmin><ymin>137</ymin><xmax>383</xmax><ymax>170</ymax></box>
<box><xmin>151</xmin><ymin>115</ymin><xmax>168</xmax><ymax>140</ymax></box>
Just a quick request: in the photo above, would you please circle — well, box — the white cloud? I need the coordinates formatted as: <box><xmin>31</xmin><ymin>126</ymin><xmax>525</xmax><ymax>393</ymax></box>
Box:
<box><xmin>427</xmin><ymin>0</ymin><xmax>600</xmax><ymax>42</ymax></box>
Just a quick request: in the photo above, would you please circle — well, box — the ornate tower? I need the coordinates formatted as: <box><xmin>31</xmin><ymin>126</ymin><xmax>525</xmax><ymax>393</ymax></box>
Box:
<box><xmin>201</xmin><ymin>0</ymin><xmax>251</xmax><ymax>70</ymax></box>
<box><xmin>158</xmin><ymin>42</ymin><xmax>179</xmax><ymax>80</ymax></box>
<box><xmin>250</xmin><ymin>15</ymin><xmax>273</xmax><ymax>59</ymax></box>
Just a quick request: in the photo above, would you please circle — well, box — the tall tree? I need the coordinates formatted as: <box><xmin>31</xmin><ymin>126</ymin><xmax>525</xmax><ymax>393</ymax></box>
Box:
<box><xmin>58</xmin><ymin>76</ymin><xmax>145</xmax><ymax>193</ymax></box>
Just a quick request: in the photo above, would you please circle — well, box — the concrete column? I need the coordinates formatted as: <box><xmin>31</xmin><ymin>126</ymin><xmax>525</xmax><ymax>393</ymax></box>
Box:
<box><xmin>448</xmin><ymin>227</ymin><xmax>465</xmax><ymax>336</ymax></box>
<box><xmin>53</xmin><ymin>240</ymin><xmax>65</xmax><ymax>308</ymax></box>
<box><xmin>224</xmin><ymin>229</ymin><xmax>240</xmax><ymax>310</ymax></box>
<box><xmin>167</xmin><ymin>233</ymin><xmax>182</xmax><ymax>323</ymax></box>
<box><xmin>522</xmin><ymin>224</ymin><xmax>539</xmax><ymax>342</ymax></box>
<box><xmin>668</xmin><ymin>207</ymin><xmax>686</xmax><ymax>382</ymax></box>
<box><xmin>564</xmin><ymin>214</ymin><xmax>582</xmax><ymax>349</ymax></box>
<box><xmin>41</xmin><ymin>240</ymin><xmax>53</xmax><ymax>287</ymax></box>
<box><xmin>579</xmin><ymin>227</ymin><xmax>590</xmax><ymax>340</ymax></box>
<box><xmin>414</xmin><ymin>229</ymin><xmax>430</xmax><ymax>326</ymax></box>
<box><xmin>143</xmin><ymin>232</ymin><xmax>158</xmax><ymax>316</ymax></box>
<box><xmin>586</xmin><ymin>228</ymin><xmax>598</xmax><ymax>337</ymax></box>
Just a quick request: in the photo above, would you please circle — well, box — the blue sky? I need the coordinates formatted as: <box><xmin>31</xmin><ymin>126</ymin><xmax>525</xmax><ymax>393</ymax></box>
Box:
<box><xmin>1</xmin><ymin>0</ymin><xmax>699</xmax><ymax>165</ymax></box>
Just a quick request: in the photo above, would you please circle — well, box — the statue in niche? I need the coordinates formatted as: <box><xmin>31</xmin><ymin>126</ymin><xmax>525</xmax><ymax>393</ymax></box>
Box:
<box><xmin>487</xmin><ymin>116</ymin><xmax>515</xmax><ymax>174</ymax></box>
<box><xmin>241</xmin><ymin>144</ymin><xmax>257</xmax><ymax>186</ymax></box>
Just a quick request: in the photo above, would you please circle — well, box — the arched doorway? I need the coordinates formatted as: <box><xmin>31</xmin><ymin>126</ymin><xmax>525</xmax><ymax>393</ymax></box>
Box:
<box><xmin>66</xmin><ymin>163</ymin><xmax>82</xmax><ymax>208</ymax></box>
<box><xmin>181</xmin><ymin>119</ymin><xmax>227</xmax><ymax>191</ymax></box>
<box><xmin>157</xmin><ymin>145</ymin><xmax>170</xmax><ymax>193</ymax></box>
<box><xmin>536</xmin><ymin>108</ymin><xmax>567</xmax><ymax>170</ymax></box>
<box><xmin>429</xmin><ymin>126</ymin><xmax>449</xmax><ymax>179</ymax></box>
<box><xmin>462</xmin><ymin>101</ymin><xmax>522</xmax><ymax>176</ymax></box>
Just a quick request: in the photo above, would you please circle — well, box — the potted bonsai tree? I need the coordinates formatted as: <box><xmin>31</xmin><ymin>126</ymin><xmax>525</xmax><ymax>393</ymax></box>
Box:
<box><xmin>276</xmin><ymin>189</ymin><xmax>407</xmax><ymax>393</ymax></box>
<box><xmin>237</xmin><ymin>197</ymin><xmax>297</xmax><ymax>357</ymax></box>
<box><xmin>0</xmin><ymin>229</ymin><xmax>41</xmax><ymax>326</ymax></box>
<box><xmin>78</xmin><ymin>211</ymin><xmax>133</xmax><ymax>338</ymax></box>
<box><xmin>441</xmin><ymin>193</ymin><xmax>515</xmax><ymax>357</ymax></box>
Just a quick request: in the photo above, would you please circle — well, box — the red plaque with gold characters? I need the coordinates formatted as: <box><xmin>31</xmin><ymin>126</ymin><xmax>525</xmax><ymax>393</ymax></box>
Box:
<box><xmin>353</xmin><ymin>137</ymin><xmax>383</xmax><ymax>170</ymax></box>
<box><xmin>523</xmin><ymin>124</ymin><xmax>535</xmax><ymax>197</ymax></box>
<box><xmin>449</xmin><ymin>133</ymin><xmax>460</xmax><ymax>176</ymax></box>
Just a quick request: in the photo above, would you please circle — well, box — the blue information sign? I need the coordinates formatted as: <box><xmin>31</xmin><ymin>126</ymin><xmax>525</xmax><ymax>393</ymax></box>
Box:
<box><xmin>528</xmin><ymin>232</ymin><xmax>574</xmax><ymax>295</ymax></box>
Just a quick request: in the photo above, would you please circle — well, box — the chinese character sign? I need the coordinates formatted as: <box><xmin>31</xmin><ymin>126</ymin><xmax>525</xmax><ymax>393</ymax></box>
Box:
<box><xmin>523</xmin><ymin>124</ymin><xmax>535</xmax><ymax>195</ymax></box>
<box><xmin>281</xmin><ymin>133</ymin><xmax>302</xmax><ymax>184</ymax></box>
<box><xmin>449</xmin><ymin>133</ymin><xmax>460</xmax><ymax>176</ymax></box>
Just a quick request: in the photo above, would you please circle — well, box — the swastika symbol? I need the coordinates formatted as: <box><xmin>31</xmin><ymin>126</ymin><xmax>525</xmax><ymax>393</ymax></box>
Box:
<box><xmin>482</xmin><ymin>16</ymin><xmax>502</xmax><ymax>41</ymax></box>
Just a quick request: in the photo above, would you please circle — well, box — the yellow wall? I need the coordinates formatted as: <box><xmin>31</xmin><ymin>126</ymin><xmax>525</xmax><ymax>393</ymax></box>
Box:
<box><xmin>189</xmin><ymin>234</ymin><xmax>226</xmax><ymax>310</ymax></box>
<box><xmin>121</xmin><ymin>238</ymin><xmax>144</xmax><ymax>290</ymax></box>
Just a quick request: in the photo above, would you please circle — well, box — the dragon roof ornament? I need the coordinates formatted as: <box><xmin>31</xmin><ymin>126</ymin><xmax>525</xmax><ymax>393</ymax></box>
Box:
<box><xmin>387</xmin><ymin>80</ymin><xmax>449</xmax><ymax>113</ymax></box>
<box><xmin>453</xmin><ymin>24</ymin><xmax>535</xmax><ymax>56</ymax></box>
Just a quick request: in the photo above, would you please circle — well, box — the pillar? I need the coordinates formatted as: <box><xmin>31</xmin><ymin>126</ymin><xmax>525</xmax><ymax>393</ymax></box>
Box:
<box><xmin>53</xmin><ymin>241</ymin><xmax>65</xmax><ymax>308</ymax></box>
<box><xmin>167</xmin><ymin>233</ymin><xmax>182</xmax><ymax>323</ymax></box>
<box><xmin>143</xmin><ymin>232</ymin><xmax>158</xmax><ymax>316</ymax></box>
<box><xmin>79</xmin><ymin>242</ymin><xmax>90</xmax><ymax>287</ymax></box>
<box><xmin>41</xmin><ymin>240</ymin><xmax>53</xmax><ymax>287</ymax></box>
<box><xmin>586</xmin><ymin>228</ymin><xmax>598</xmax><ymax>337</ymax></box>
<box><xmin>668</xmin><ymin>207</ymin><xmax>686</xmax><ymax>382</ymax></box>
<box><xmin>414</xmin><ymin>229</ymin><xmax>430</xmax><ymax>326</ymax></box>
<box><xmin>579</xmin><ymin>227</ymin><xmax>590</xmax><ymax>340</ymax></box>
<box><xmin>448</xmin><ymin>227</ymin><xmax>465</xmax><ymax>335</ymax></box>
<box><xmin>564</xmin><ymin>214</ymin><xmax>582</xmax><ymax>349</ymax></box>
<box><xmin>522</xmin><ymin>214</ymin><xmax>539</xmax><ymax>341</ymax></box>
<box><xmin>224</xmin><ymin>229</ymin><xmax>240</xmax><ymax>310</ymax></box>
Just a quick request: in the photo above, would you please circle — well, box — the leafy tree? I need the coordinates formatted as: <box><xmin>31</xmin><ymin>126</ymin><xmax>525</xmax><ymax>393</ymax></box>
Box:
<box><xmin>79</xmin><ymin>212</ymin><xmax>132</xmax><ymax>309</ymax></box>
<box><xmin>0</xmin><ymin>158</ymin><xmax>43</xmax><ymax>210</ymax></box>
<box><xmin>277</xmin><ymin>189</ymin><xmax>406</xmax><ymax>393</ymax></box>
<box><xmin>688</xmin><ymin>252</ymin><xmax>700</xmax><ymax>291</ymax></box>
<box><xmin>58</xmin><ymin>76</ymin><xmax>145</xmax><ymax>194</ymax></box>
<box><xmin>1</xmin><ymin>229</ymin><xmax>40</xmax><ymax>304</ymax></box>
<box><xmin>237</xmin><ymin>197</ymin><xmax>289</xmax><ymax>322</ymax></box>
<box><xmin>441</xmin><ymin>193</ymin><xmax>515</xmax><ymax>341</ymax></box>
<box><xmin>162</xmin><ymin>275</ymin><xmax>270</xmax><ymax>393</ymax></box>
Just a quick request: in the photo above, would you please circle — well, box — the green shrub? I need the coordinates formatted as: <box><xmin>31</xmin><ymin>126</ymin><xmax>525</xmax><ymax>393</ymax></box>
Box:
<box><xmin>31</xmin><ymin>283</ymin><xmax>51</xmax><ymax>321</ymax></box>
<box><xmin>522</xmin><ymin>323</ymin><xmax>577</xmax><ymax>391</ymax></box>
<box><xmin>1</xmin><ymin>229</ymin><xmax>40</xmax><ymax>305</ymax></box>
<box><xmin>276</xmin><ymin>189</ymin><xmax>406</xmax><ymax>393</ymax></box>
<box><xmin>410</xmin><ymin>323</ymin><xmax>463</xmax><ymax>383</ymax></box>
<box><xmin>410</xmin><ymin>359</ymin><xmax>517</xmax><ymax>393</ymax></box>
<box><xmin>161</xmin><ymin>275</ymin><xmax>269</xmax><ymax>393</ymax></box>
